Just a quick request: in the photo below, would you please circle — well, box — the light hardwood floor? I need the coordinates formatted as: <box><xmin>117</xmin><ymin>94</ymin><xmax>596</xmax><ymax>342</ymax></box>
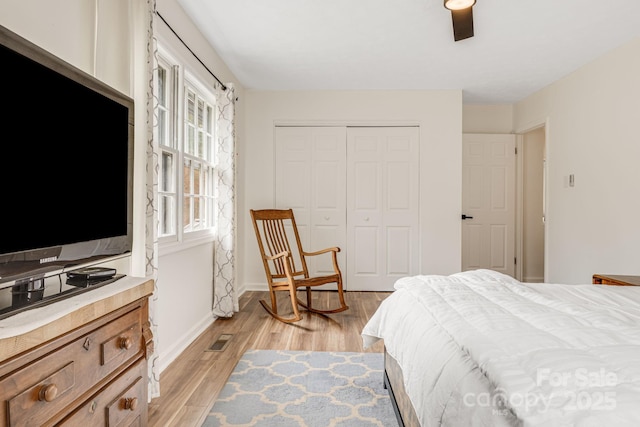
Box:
<box><xmin>147</xmin><ymin>290</ymin><xmax>391</xmax><ymax>427</ymax></box>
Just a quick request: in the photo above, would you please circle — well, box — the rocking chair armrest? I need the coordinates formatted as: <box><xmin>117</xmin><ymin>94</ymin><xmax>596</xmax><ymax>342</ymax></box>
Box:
<box><xmin>264</xmin><ymin>250</ymin><xmax>290</xmax><ymax>261</ymax></box>
<box><xmin>302</xmin><ymin>247</ymin><xmax>342</xmax><ymax>276</ymax></box>
<box><xmin>265</xmin><ymin>251</ymin><xmax>297</xmax><ymax>279</ymax></box>
<box><xmin>302</xmin><ymin>247</ymin><xmax>340</xmax><ymax>257</ymax></box>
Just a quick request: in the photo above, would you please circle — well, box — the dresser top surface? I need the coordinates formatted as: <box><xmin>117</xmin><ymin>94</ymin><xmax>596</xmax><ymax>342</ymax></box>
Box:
<box><xmin>0</xmin><ymin>276</ymin><xmax>153</xmax><ymax>362</ymax></box>
<box><xmin>593</xmin><ymin>274</ymin><xmax>640</xmax><ymax>286</ymax></box>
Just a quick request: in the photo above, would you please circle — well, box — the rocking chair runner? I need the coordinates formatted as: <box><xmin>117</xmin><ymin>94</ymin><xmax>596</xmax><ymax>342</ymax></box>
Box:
<box><xmin>250</xmin><ymin>208</ymin><xmax>349</xmax><ymax>323</ymax></box>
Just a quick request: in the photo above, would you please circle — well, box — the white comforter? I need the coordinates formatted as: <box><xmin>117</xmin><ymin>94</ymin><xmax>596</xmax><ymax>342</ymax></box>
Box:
<box><xmin>362</xmin><ymin>269</ymin><xmax>640</xmax><ymax>427</ymax></box>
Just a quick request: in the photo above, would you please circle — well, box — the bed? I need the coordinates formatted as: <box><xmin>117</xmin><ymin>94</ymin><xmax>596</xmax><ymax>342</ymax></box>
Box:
<box><xmin>361</xmin><ymin>269</ymin><xmax>640</xmax><ymax>427</ymax></box>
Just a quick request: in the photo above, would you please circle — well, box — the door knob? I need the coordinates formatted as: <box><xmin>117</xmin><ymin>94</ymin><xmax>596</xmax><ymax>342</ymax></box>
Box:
<box><xmin>461</xmin><ymin>214</ymin><xmax>474</xmax><ymax>220</ymax></box>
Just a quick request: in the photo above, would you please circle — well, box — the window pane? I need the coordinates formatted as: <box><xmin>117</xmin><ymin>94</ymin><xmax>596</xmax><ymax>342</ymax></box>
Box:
<box><xmin>208</xmin><ymin>107</ymin><xmax>214</xmax><ymax>163</ymax></box>
<box><xmin>195</xmin><ymin>99</ymin><xmax>204</xmax><ymax>158</ymax></box>
<box><xmin>203</xmin><ymin>167</ymin><xmax>214</xmax><ymax>229</ymax></box>
<box><xmin>160</xmin><ymin>195</ymin><xmax>175</xmax><ymax>236</ymax></box>
<box><xmin>183</xmin><ymin>160</ymin><xmax>191</xmax><ymax>194</ymax></box>
<box><xmin>206</xmin><ymin>105</ymin><xmax>213</xmax><ymax>133</ymax></box>
<box><xmin>186</xmin><ymin>94</ymin><xmax>195</xmax><ymax>153</ymax></box>
<box><xmin>202</xmin><ymin>166</ymin><xmax>210</xmax><ymax>196</ymax></box>
<box><xmin>184</xmin><ymin>126</ymin><xmax>196</xmax><ymax>154</ymax></box>
<box><xmin>193</xmin><ymin>196</ymin><xmax>202</xmax><ymax>230</ymax></box>
<box><xmin>187</xmin><ymin>91</ymin><xmax>195</xmax><ymax>124</ymax></box>
<box><xmin>198</xmin><ymin>131</ymin><xmax>204</xmax><ymax>160</ymax></box>
<box><xmin>198</xmin><ymin>99</ymin><xmax>204</xmax><ymax>129</ymax></box>
<box><xmin>156</xmin><ymin>64</ymin><xmax>173</xmax><ymax>149</ymax></box>
<box><xmin>206</xmin><ymin>135</ymin><xmax>212</xmax><ymax>163</ymax></box>
<box><xmin>158</xmin><ymin>109</ymin><xmax>166</xmax><ymax>146</ymax></box>
<box><xmin>161</xmin><ymin>152</ymin><xmax>173</xmax><ymax>192</ymax></box>
<box><xmin>193</xmin><ymin>163</ymin><xmax>201</xmax><ymax>195</ymax></box>
<box><xmin>157</xmin><ymin>67</ymin><xmax>166</xmax><ymax>106</ymax></box>
<box><xmin>183</xmin><ymin>195</ymin><xmax>191</xmax><ymax>231</ymax></box>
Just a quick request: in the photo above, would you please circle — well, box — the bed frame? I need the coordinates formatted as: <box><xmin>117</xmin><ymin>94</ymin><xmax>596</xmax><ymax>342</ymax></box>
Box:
<box><xmin>384</xmin><ymin>347</ymin><xmax>420</xmax><ymax>427</ymax></box>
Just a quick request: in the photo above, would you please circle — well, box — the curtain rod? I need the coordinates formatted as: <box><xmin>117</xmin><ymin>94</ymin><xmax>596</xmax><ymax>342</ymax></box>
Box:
<box><xmin>156</xmin><ymin>11</ymin><xmax>227</xmax><ymax>91</ymax></box>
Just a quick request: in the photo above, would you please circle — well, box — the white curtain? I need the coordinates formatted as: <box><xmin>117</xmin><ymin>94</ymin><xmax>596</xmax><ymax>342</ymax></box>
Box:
<box><xmin>143</xmin><ymin>1</ymin><xmax>237</xmax><ymax>400</ymax></box>
<box><xmin>145</xmin><ymin>0</ymin><xmax>161</xmax><ymax>399</ymax></box>
<box><xmin>212</xmin><ymin>84</ymin><xmax>239</xmax><ymax>317</ymax></box>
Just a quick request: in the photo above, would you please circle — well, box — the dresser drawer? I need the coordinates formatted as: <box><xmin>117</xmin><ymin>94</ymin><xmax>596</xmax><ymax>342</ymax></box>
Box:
<box><xmin>58</xmin><ymin>358</ymin><xmax>147</xmax><ymax>426</ymax></box>
<box><xmin>7</xmin><ymin>362</ymin><xmax>76</xmax><ymax>427</ymax></box>
<box><xmin>0</xmin><ymin>307</ymin><xmax>144</xmax><ymax>426</ymax></box>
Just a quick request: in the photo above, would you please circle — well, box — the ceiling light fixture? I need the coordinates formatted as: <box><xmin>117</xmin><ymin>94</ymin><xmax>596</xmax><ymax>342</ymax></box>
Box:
<box><xmin>444</xmin><ymin>0</ymin><xmax>476</xmax><ymax>11</ymax></box>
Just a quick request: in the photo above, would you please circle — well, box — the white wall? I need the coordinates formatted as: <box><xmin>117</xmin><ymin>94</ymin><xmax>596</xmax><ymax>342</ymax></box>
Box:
<box><xmin>156</xmin><ymin>243</ymin><xmax>213</xmax><ymax>372</ymax></box>
<box><xmin>514</xmin><ymin>38</ymin><xmax>640</xmax><ymax>284</ymax></box>
<box><xmin>463</xmin><ymin>104</ymin><xmax>514</xmax><ymax>134</ymax></box>
<box><xmin>0</xmin><ymin>0</ymin><xmax>97</xmax><ymax>82</ymax></box>
<box><xmin>242</xmin><ymin>90</ymin><xmax>463</xmax><ymax>290</ymax></box>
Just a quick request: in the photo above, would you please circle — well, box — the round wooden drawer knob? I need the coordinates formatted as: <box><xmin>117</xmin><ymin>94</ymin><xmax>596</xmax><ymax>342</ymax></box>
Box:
<box><xmin>119</xmin><ymin>336</ymin><xmax>133</xmax><ymax>350</ymax></box>
<box><xmin>39</xmin><ymin>384</ymin><xmax>58</xmax><ymax>402</ymax></box>
<box><xmin>124</xmin><ymin>397</ymin><xmax>138</xmax><ymax>411</ymax></box>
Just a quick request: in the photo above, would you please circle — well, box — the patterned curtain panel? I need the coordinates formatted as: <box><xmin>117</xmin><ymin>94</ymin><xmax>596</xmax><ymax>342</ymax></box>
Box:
<box><xmin>213</xmin><ymin>84</ymin><xmax>239</xmax><ymax>317</ymax></box>
<box><xmin>145</xmin><ymin>0</ymin><xmax>161</xmax><ymax>399</ymax></box>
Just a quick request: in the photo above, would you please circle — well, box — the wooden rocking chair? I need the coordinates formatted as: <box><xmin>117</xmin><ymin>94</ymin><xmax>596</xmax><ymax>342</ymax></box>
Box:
<box><xmin>250</xmin><ymin>208</ymin><xmax>349</xmax><ymax>323</ymax></box>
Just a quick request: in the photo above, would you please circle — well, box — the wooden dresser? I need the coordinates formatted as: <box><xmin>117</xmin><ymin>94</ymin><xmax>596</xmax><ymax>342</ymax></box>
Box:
<box><xmin>592</xmin><ymin>274</ymin><xmax>640</xmax><ymax>286</ymax></box>
<box><xmin>0</xmin><ymin>277</ymin><xmax>154</xmax><ymax>427</ymax></box>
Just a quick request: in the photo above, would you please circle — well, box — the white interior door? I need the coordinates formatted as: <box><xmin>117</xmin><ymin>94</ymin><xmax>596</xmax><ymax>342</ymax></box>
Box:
<box><xmin>462</xmin><ymin>133</ymin><xmax>516</xmax><ymax>277</ymax></box>
<box><xmin>347</xmin><ymin>127</ymin><xmax>420</xmax><ymax>291</ymax></box>
<box><xmin>275</xmin><ymin>127</ymin><xmax>347</xmax><ymax>283</ymax></box>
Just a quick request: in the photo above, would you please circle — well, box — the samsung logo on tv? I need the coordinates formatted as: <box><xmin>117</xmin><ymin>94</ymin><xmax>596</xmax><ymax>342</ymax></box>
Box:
<box><xmin>40</xmin><ymin>256</ymin><xmax>59</xmax><ymax>264</ymax></box>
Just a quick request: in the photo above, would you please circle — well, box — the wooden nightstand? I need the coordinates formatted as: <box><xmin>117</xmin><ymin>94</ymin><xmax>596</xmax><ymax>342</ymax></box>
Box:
<box><xmin>592</xmin><ymin>274</ymin><xmax>640</xmax><ymax>286</ymax></box>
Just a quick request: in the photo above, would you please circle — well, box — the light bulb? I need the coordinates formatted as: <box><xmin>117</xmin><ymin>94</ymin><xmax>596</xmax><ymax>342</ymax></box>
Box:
<box><xmin>444</xmin><ymin>0</ymin><xmax>476</xmax><ymax>11</ymax></box>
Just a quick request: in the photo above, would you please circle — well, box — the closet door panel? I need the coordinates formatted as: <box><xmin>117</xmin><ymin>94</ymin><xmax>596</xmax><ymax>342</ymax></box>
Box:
<box><xmin>279</xmin><ymin>161</ymin><xmax>309</xmax><ymax>209</ymax></box>
<box><xmin>387</xmin><ymin>227</ymin><xmax>412</xmax><ymax>274</ymax></box>
<box><xmin>347</xmin><ymin>127</ymin><xmax>420</xmax><ymax>291</ymax></box>
<box><xmin>276</xmin><ymin>130</ymin><xmax>311</xmax><ymax>212</ymax></box>
<box><xmin>354</xmin><ymin>226</ymin><xmax>379</xmax><ymax>274</ymax></box>
<box><xmin>275</xmin><ymin>127</ymin><xmax>347</xmax><ymax>285</ymax></box>
<box><xmin>350</xmin><ymin>145</ymin><xmax>382</xmax><ymax>279</ymax></box>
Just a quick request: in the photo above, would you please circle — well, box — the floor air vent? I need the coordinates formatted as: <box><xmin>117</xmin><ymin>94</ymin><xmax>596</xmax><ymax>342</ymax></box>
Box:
<box><xmin>207</xmin><ymin>334</ymin><xmax>233</xmax><ymax>352</ymax></box>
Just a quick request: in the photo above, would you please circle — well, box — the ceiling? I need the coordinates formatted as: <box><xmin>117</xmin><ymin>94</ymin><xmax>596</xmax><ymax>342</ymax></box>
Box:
<box><xmin>176</xmin><ymin>0</ymin><xmax>640</xmax><ymax>104</ymax></box>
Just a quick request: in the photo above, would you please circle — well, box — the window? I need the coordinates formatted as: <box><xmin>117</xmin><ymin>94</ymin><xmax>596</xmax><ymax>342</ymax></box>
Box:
<box><xmin>183</xmin><ymin>86</ymin><xmax>215</xmax><ymax>233</ymax></box>
<box><xmin>155</xmin><ymin>52</ymin><xmax>216</xmax><ymax>244</ymax></box>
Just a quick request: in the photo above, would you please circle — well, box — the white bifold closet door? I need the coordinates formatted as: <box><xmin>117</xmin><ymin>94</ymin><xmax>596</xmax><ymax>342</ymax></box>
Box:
<box><xmin>346</xmin><ymin>127</ymin><xmax>420</xmax><ymax>291</ymax></box>
<box><xmin>275</xmin><ymin>126</ymin><xmax>419</xmax><ymax>291</ymax></box>
<box><xmin>275</xmin><ymin>127</ymin><xmax>347</xmax><ymax>288</ymax></box>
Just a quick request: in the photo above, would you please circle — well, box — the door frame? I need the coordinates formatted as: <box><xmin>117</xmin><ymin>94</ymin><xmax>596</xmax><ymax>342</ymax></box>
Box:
<box><xmin>515</xmin><ymin>119</ymin><xmax>549</xmax><ymax>283</ymax></box>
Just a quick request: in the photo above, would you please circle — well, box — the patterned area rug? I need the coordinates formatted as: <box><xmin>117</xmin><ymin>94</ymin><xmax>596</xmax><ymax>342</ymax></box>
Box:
<box><xmin>201</xmin><ymin>349</ymin><xmax>398</xmax><ymax>427</ymax></box>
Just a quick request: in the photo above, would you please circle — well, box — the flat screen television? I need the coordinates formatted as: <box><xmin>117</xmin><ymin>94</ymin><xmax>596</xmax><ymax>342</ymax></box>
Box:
<box><xmin>0</xmin><ymin>24</ymin><xmax>134</xmax><ymax>293</ymax></box>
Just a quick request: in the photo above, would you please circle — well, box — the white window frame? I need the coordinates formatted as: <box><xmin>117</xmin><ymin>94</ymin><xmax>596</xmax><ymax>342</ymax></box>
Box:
<box><xmin>182</xmin><ymin>75</ymin><xmax>216</xmax><ymax>234</ymax></box>
<box><xmin>156</xmin><ymin>56</ymin><xmax>178</xmax><ymax>241</ymax></box>
<box><xmin>155</xmin><ymin>45</ymin><xmax>216</xmax><ymax>251</ymax></box>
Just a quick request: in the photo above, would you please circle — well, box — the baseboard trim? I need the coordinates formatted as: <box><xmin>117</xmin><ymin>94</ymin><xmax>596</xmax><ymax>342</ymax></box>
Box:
<box><xmin>158</xmin><ymin>313</ymin><xmax>216</xmax><ymax>373</ymax></box>
<box><xmin>244</xmin><ymin>282</ymin><xmax>269</xmax><ymax>292</ymax></box>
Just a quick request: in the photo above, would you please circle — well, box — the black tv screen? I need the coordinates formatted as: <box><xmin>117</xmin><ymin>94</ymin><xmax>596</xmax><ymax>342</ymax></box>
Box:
<box><xmin>0</xmin><ymin>24</ymin><xmax>134</xmax><ymax>287</ymax></box>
